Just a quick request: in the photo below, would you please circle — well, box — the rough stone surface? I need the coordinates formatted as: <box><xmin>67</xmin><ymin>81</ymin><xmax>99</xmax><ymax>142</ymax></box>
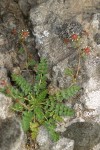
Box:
<box><xmin>0</xmin><ymin>1</ymin><xmax>28</xmax><ymax>149</ymax></box>
<box><xmin>52</xmin><ymin>138</ymin><xmax>74</xmax><ymax>150</ymax></box>
<box><xmin>29</xmin><ymin>0</ymin><xmax>100</xmax><ymax>88</ymax></box>
<box><xmin>94</xmin><ymin>33</ymin><xmax>100</xmax><ymax>45</ymax></box>
<box><xmin>0</xmin><ymin>93</ymin><xmax>12</xmax><ymax>119</ymax></box>
<box><xmin>18</xmin><ymin>0</ymin><xmax>49</xmax><ymax>15</ymax></box>
<box><xmin>36</xmin><ymin>126</ymin><xmax>52</xmax><ymax>150</ymax></box>
<box><xmin>80</xmin><ymin>13</ymin><xmax>100</xmax><ymax>124</ymax></box>
<box><xmin>36</xmin><ymin>127</ymin><xmax>74</xmax><ymax>150</ymax></box>
<box><xmin>63</xmin><ymin>122</ymin><xmax>100</xmax><ymax>150</ymax></box>
<box><xmin>0</xmin><ymin>118</ymin><xmax>24</xmax><ymax>150</ymax></box>
<box><xmin>0</xmin><ymin>64</ymin><xmax>26</xmax><ymax>150</ymax></box>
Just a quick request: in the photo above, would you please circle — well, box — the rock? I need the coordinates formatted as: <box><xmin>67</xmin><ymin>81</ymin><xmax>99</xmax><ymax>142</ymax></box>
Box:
<box><xmin>63</xmin><ymin>122</ymin><xmax>100</xmax><ymax>150</ymax></box>
<box><xmin>0</xmin><ymin>62</ymin><xmax>26</xmax><ymax>150</ymax></box>
<box><xmin>94</xmin><ymin>33</ymin><xmax>100</xmax><ymax>45</ymax></box>
<box><xmin>36</xmin><ymin>126</ymin><xmax>74</xmax><ymax>150</ymax></box>
<box><xmin>79</xmin><ymin>13</ymin><xmax>100</xmax><ymax>123</ymax></box>
<box><xmin>36</xmin><ymin>126</ymin><xmax>52</xmax><ymax>150</ymax></box>
<box><xmin>84</xmin><ymin>91</ymin><xmax>100</xmax><ymax>110</ymax></box>
<box><xmin>0</xmin><ymin>118</ymin><xmax>25</xmax><ymax>150</ymax></box>
<box><xmin>29</xmin><ymin>0</ymin><xmax>100</xmax><ymax>88</ymax></box>
<box><xmin>0</xmin><ymin>35</ymin><xmax>6</xmax><ymax>46</ymax></box>
<box><xmin>0</xmin><ymin>67</ymin><xmax>13</xmax><ymax>119</ymax></box>
<box><xmin>93</xmin><ymin>143</ymin><xmax>100</xmax><ymax>150</ymax></box>
<box><xmin>18</xmin><ymin>0</ymin><xmax>48</xmax><ymax>16</ymax></box>
<box><xmin>0</xmin><ymin>93</ymin><xmax>13</xmax><ymax>119</ymax></box>
<box><xmin>18</xmin><ymin>0</ymin><xmax>30</xmax><ymax>16</ymax></box>
<box><xmin>0</xmin><ymin>67</ymin><xmax>8</xmax><ymax>88</ymax></box>
<box><xmin>52</xmin><ymin>138</ymin><xmax>74</xmax><ymax>150</ymax></box>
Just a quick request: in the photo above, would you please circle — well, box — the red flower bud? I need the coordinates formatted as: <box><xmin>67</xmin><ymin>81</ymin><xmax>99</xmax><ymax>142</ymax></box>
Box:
<box><xmin>84</xmin><ymin>47</ymin><xmax>91</xmax><ymax>54</ymax></box>
<box><xmin>21</xmin><ymin>30</ymin><xmax>29</xmax><ymax>39</ymax></box>
<box><xmin>71</xmin><ymin>34</ymin><xmax>79</xmax><ymax>40</ymax></box>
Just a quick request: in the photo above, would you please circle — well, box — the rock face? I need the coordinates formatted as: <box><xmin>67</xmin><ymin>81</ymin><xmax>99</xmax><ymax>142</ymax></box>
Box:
<box><xmin>62</xmin><ymin>122</ymin><xmax>100</xmax><ymax>150</ymax></box>
<box><xmin>0</xmin><ymin>1</ymin><xmax>27</xmax><ymax>149</ymax></box>
<box><xmin>52</xmin><ymin>138</ymin><xmax>74</xmax><ymax>150</ymax></box>
<box><xmin>29</xmin><ymin>0</ymin><xmax>100</xmax><ymax>88</ymax></box>
<box><xmin>36</xmin><ymin>126</ymin><xmax>52</xmax><ymax>150</ymax></box>
<box><xmin>0</xmin><ymin>62</ymin><xmax>26</xmax><ymax>150</ymax></box>
<box><xmin>81</xmin><ymin>13</ymin><xmax>100</xmax><ymax>124</ymax></box>
<box><xmin>0</xmin><ymin>68</ymin><xmax>26</xmax><ymax>150</ymax></box>
<box><xmin>36</xmin><ymin>126</ymin><xmax>74</xmax><ymax>150</ymax></box>
<box><xmin>0</xmin><ymin>118</ymin><xmax>24</xmax><ymax>150</ymax></box>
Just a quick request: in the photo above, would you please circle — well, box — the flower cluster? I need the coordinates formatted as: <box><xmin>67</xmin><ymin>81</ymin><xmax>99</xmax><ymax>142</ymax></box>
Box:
<box><xmin>11</xmin><ymin>28</ymin><xmax>30</xmax><ymax>40</ymax></box>
<box><xmin>21</xmin><ymin>30</ymin><xmax>30</xmax><ymax>39</ymax></box>
<box><xmin>83</xmin><ymin>47</ymin><xmax>91</xmax><ymax>54</ymax></box>
<box><xmin>71</xmin><ymin>34</ymin><xmax>79</xmax><ymax>41</ymax></box>
<box><xmin>64</xmin><ymin>31</ymin><xmax>91</xmax><ymax>55</ymax></box>
<box><xmin>64</xmin><ymin>33</ymin><xmax>79</xmax><ymax>44</ymax></box>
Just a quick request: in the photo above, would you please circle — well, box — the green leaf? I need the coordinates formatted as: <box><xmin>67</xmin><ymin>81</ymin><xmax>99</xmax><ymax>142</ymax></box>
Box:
<box><xmin>36</xmin><ymin>89</ymin><xmax>48</xmax><ymax>101</ymax></box>
<box><xmin>22</xmin><ymin>111</ymin><xmax>33</xmax><ymax>132</ymax></box>
<box><xmin>30</xmin><ymin>122</ymin><xmax>39</xmax><ymax>139</ymax></box>
<box><xmin>31</xmin><ymin>128</ymin><xmax>39</xmax><ymax>139</ymax></box>
<box><xmin>64</xmin><ymin>68</ymin><xmax>73</xmax><ymax>76</ymax></box>
<box><xmin>49</xmin><ymin>129</ymin><xmax>59</xmax><ymax>142</ymax></box>
<box><xmin>60</xmin><ymin>85</ymin><xmax>80</xmax><ymax>100</ymax></box>
<box><xmin>19</xmin><ymin>47</ymin><xmax>24</xmax><ymax>54</ymax></box>
<box><xmin>44</xmin><ymin>120</ymin><xmax>59</xmax><ymax>142</ymax></box>
<box><xmin>30</xmin><ymin>122</ymin><xmax>39</xmax><ymax>129</ymax></box>
<box><xmin>27</xmin><ymin>59</ymin><xmax>36</xmax><ymax>68</ymax></box>
<box><xmin>53</xmin><ymin>115</ymin><xmax>63</xmax><ymax>122</ymax></box>
<box><xmin>37</xmin><ymin>58</ymin><xmax>48</xmax><ymax>75</ymax></box>
<box><xmin>34</xmin><ymin>107</ymin><xmax>45</xmax><ymax>122</ymax></box>
<box><xmin>12</xmin><ymin>74</ymin><xmax>32</xmax><ymax>96</ymax></box>
<box><xmin>12</xmin><ymin>103</ymin><xmax>23</xmax><ymax>112</ymax></box>
<box><xmin>56</xmin><ymin>92</ymin><xmax>63</xmax><ymax>102</ymax></box>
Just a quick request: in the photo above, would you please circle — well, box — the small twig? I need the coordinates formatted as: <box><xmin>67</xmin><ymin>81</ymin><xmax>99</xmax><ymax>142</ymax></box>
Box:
<box><xmin>21</xmin><ymin>41</ymin><xmax>29</xmax><ymax>70</ymax></box>
<box><xmin>74</xmin><ymin>50</ymin><xmax>82</xmax><ymax>81</ymax></box>
<box><xmin>16</xmin><ymin>99</ymin><xmax>30</xmax><ymax>110</ymax></box>
<box><xmin>21</xmin><ymin>41</ymin><xmax>32</xmax><ymax>78</ymax></box>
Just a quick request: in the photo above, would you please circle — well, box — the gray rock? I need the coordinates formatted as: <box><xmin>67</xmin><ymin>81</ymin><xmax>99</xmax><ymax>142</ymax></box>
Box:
<box><xmin>0</xmin><ymin>93</ymin><xmax>13</xmax><ymax>119</ymax></box>
<box><xmin>36</xmin><ymin>126</ymin><xmax>52</xmax><ymax>150</ymax></box>
<box><xmin>79</xmin><ymin>12</ymin><xmax>100</xmax><ymax>123</ymax></box>
<box><xmin>29</xmin><ymin>0</ymin><xmax>100</xmax><ymax>88</ymax></box>
<box><xmin>18</xmin><ymin>0</ymin><xmax>30</xmax><ymax>16</ymax></box>
<box><xmin>62</xmin><ymin>122</ymin><xmax>100</xmax><ymax>150</ymax></box>
<box><xmin>18</xmin><ymin>0</ymin><xmax>49</xmax><ymax>16</ymax></box>
<box><xmin>0</xmin><ymin>61</ymin><xmax>26</xmax><ymax>150</ymax></box>
<box><xmin>0</xmin><ymin>118</ymin><xmax>25</xmax><ymax>150</ymax></box>
<box><xmin>94</xmin><ymin>33</ymin><xmax>100</xmax><ymax>45</ymax></box>
<box><xmin>52</xmin><ymin>138</ymin><xmax>74</xmax><ymax>150</ymax></box>
<box><xmin>93</xmin><ymin>143</ymin><xmax>100</xmax><ymax>150</ymax></box>
<box><xmin>36</xmin><ymin>126</ymin><xmax>74</xmax><ymax>150</ymax></box>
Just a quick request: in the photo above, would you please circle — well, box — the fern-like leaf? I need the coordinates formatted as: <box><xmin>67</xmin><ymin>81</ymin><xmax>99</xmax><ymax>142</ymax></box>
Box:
<box><xmin>30</xmin><ymin>122</ymin><xmax>39</xmax><ymax>139</ymax></box>
<box><xmin>44</xmin><ymin>119</ymin><xmax>59</xmax><ymax>142</ymax></box>
<box><xmin>22</xmin><ymin>111</ymin><xmax>33</xmax><ymax>132</ymax></box>
<box><xmin>56</xmin><ymin>85</ymin><xmax>80</xmax><ymax>101</ymax></box>
<box><xmin>34</xmin><ymin>59</ymin><xmax>48</xmax><ymax>96</ymax></box>
<box><xmin>12</xmin><ymin>74</ymin><xmax>32</xmax><ymax>96</ymax></box>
